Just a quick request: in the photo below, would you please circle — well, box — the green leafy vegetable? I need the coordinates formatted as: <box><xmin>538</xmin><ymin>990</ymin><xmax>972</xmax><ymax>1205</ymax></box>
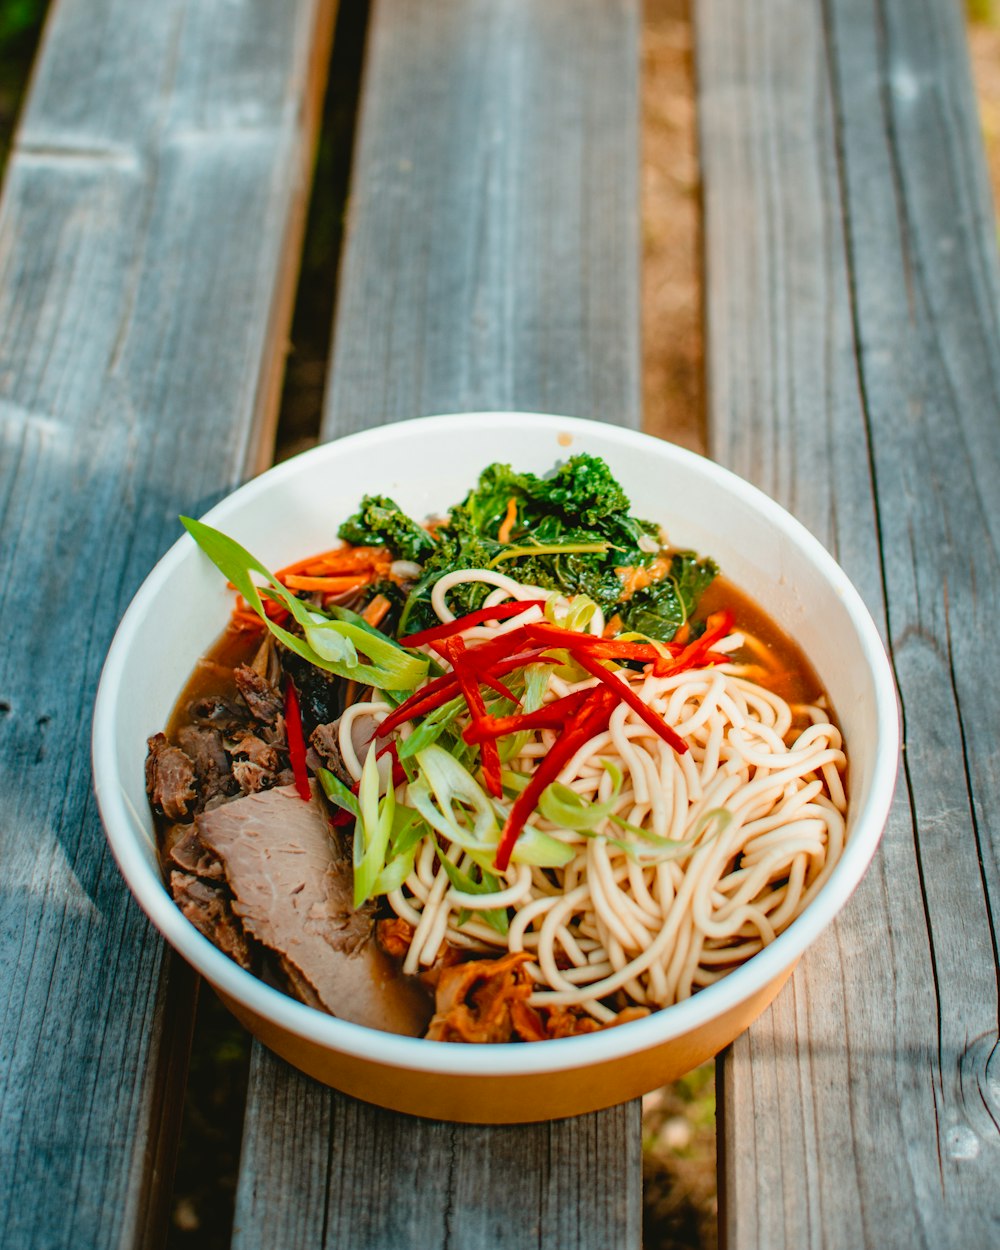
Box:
<box><xmin>388</xmin><ymin>454</ymin><xmax>679</xmax><ymax>632</ymax></box>
<box><xmin>338</xmin><ymin>495</ymin><xmax>435</xmax><ymax>563</ymax></box>
<box><xmin>619</xmin><ymin>552</ymin><xmax>719</xmax><ymax>642</ymax></box>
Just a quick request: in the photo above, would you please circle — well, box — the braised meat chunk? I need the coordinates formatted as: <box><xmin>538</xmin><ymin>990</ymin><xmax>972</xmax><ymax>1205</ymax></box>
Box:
<box><xmin>145</xmin><ymin>733</ymin><xmax>197</xmax><ymax>821</ymax></box>
<box><xmin>195</xmin><ymin>783</ymin><xmax>431</xmax><ymax>1036</ymax></box>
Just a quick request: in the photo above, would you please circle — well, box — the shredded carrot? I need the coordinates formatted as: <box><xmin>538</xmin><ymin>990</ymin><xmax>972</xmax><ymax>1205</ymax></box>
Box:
<box><xmin>602</xmin><ymin>613</ymin><xmax>623</xmax><ymax>638</ymax></box>
<box><xmin>229</xmin><ymin>609</ymin><xmax>266</xmax><ymax>632</ymax></box>
<box><xmin>673</xmin><ymin>622</ymin><xmax>691</xmax><ymax>645</ymax></box>
<box><xmin>362</xmin><ymin>593</ymin><xmax>392</xmax><ymax>629</ymax></box>
<box><xmin>282</xmin><ymin>573</ymin><xmax>371</xmax><ymax>593</ymax></box>
<box><xmin>232</xmin><ymin>596</ymin><xmax>289</xmax><ymax>626</ymax></box>
<box><xmin>497</xmin><ymin>496</ymin><xmax>518</xmax><ymax>544</ymax></box>
<box><xmin>275</xmin><ymin>545</ymin><xmax>390</xmax><ymax>579</ymax></box>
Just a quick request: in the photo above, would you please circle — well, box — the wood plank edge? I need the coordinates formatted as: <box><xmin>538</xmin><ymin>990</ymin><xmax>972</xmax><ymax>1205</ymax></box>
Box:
<box><xmin>246</xmin><ymin>0</ymin><xmax>340</xmax><ymax>477</ymax></box>
<box><xmin>131</xmin><ymin>956</ymin><xmax>200</xmax><ymax>1250</ymax></box>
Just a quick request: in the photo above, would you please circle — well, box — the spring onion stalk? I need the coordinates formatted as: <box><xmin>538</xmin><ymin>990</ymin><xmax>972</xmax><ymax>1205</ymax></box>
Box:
<box><xmin>352</xmin><ymin>748</ymin><xmax>395</xmax><ymax>907</ymax></box>
<box><xmin>411</xmin><ymin>745</ymin><xmax>573</xmax><ymax>869</ymax></box>
<box><xmin>543</xmin><ymin>594</ymin><xmax>598</xmax><ymax>633</ymax></box>
<box><xmin>432</xmin><ymin>837</ymin><xmax>509</xmax><ymax>935</ymax></box>
<box><xmin>318</xmin><ymin>768</ymin><xmax>361</xmax><ymax>818</ymax></box>
<box><xmin>372</xmin><ymin>807</ymin><xmax>427</xmax><ymax>896</ymax></box>
<box><xmin>498</xmin><ymin>663</ymin><xmax>552</xmax><ymax>764</ymax></box>
<box><xmin>397</xmin><ymin>695</ymin><xmax>466</xmax><ymax>759</ymax></box>
<box><xmin>180</xmin><ymin>517</ymin><xmax>428</xmax><ymax>691</ymax></box>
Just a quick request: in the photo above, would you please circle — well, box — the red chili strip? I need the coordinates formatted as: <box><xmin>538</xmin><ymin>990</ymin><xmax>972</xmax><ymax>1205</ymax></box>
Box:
<box><xmin>283</xmin><ymin>677</ymin><xmax>312</xmax><ymax>801</ymax></box>
<box><xmin>573</xmin><ymin>652</ymin><xmax>688</xmax><ymax>756</ymax></box>
<box><xmin>477</xmin><ymin>670</ymin><xmax>521</xmax><ymax>705</ymax></box>
<box><xmin>439</xmin><ymin>639</ymin><xmax>503</xmax><ymax>798</ymax></box>
<box><xmin>493</xmin><ymin>688</ymin><xmax>618</xmax><ymax>872</ymax></box>
<box><xmin>430</xmin><ymin>639</ymin><xmax>519</xmax><ymax>706</ymax></box>
<box><xmin>374</xmin><ymin>649</ymin><xmax>556</xmax><ymax>739</ymax></box>
<box><xmin>462</xmin><ymin>689</ymin><xmax>593</xmax><ymax>744</ymax></box>
<box><xmin>441</xmin><ymin>625</ymin><xmax>534</xmax><ymax>673</ymax></box>
<box><xmin>522</xmin><ymin>621</ymin><xmax>675</xmax><ymax>663</ymax></box>
<box><xmin>652</xmin><ymin>610</ymin><xmax>735</xmax><ymax>677</ymax></box>
<box><xmin>374</xmin><ymin>669</ymin><xmax>463</xmax><ymax>738</ymax></box>
<box><xmin>399</xmin><ymin>600</ymin><xmax>546</xmax><ymax>648</ymax></box>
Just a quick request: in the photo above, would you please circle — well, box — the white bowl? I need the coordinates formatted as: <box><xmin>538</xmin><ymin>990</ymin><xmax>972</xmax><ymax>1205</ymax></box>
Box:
<box><xmin>92</xmin><ymin>412</ymin><xmax>899</xmax><ymax>1123</ymax></box>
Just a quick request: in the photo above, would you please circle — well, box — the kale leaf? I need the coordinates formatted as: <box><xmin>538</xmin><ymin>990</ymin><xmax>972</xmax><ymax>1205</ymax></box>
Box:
<box><xmin>337</xmin><ymin>457</ymin><xmax>718</xmax><ymax>639</ymax></box>
<box><xmin>338</xmin><ymin>495</ymin><xmax>435</xmax><ymax>563</ymax></box>
<box><xmin>619</xmin><ymin>553</ymin><xmax>719</xmax><ymax>642</ymax></box>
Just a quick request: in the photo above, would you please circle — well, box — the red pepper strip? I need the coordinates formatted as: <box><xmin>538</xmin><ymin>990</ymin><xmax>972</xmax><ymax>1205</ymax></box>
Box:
<box><xmin>493</xmin><ymin>688</ymin><xmax>618</xmax><ymax>871</ymax></box>
<box><xmin>572</xmin><ymin>652</ymin><xmax>689</xmax><ymax>756</ymax></box>
<box><xmin>283</xmin><ymin>677</ymin><xmax>312</xmax><ymax>801</ymax></box>
<box><xmin>652</xmin><ymin>610</ymin><xmax>735</xmax><ymax>677</ymax></box>
<box><xmin>480</xmin><ymin>671</ymin><xmax>521</xmax><ymax>704</ymax></box>
<box><xmin>522</xmin><ymin>621</ymin><xmax>677</xmax><ymax>663</ymax></box>
<box><xmin>374</xmin><ymin>649</ymin><xmax>556</xmax><ymax>739</ymax></box>
<box><xmin>429</xmin><ymin>639</ymin><xmax>519</xmax><ymax>706</ymax></box>
<box><xmin>438</xmin><ymin>639</ymin><xmax>503</xmax><ymax>798</ymax></box>
<box><xmin>462</xmin><ymin>688</ymin><xmax>593</xmax><ymax>744</ymax></box>
<box><xmin>424</xmin><ymin>625</ymin><xmax>534</xmax><ymax>681</ymax></box>
<box><xmin>375</xmin><ymin>669</ymin><xmax>465</xmax><ymax>738</ymax></box>
<box><xmin>399</xmin><ymin>600</ymin><xmax>546</xmax><ymax>648</ymax></box>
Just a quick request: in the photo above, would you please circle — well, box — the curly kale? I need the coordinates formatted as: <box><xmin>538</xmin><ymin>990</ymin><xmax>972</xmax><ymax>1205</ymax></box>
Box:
<box><xmin>338</xmin><ymin>495</ymin><xmax>435</xmax><ymax>563</ymax></box>
<box><xmin>337</xmin><ymin>456</ymin><xmax>718</xmax><ymax>639</ymax></box>
<box><xmin>619</xmin><ymin>553</ymin><xmax>719</xmax><ymax>642</ymax></box>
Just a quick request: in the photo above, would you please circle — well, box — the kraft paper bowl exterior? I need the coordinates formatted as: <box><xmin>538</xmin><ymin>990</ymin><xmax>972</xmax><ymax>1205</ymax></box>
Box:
<box><xmin>93</xmin><ymin>412</ymin><xmax>899</xmax><ymax>1124</ymax></box>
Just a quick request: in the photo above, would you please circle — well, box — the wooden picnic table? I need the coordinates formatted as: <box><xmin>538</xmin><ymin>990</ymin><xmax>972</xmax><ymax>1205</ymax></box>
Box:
<box><xmin>1</xmin><ymin>1</ymin><xmax>998</xmax><ymax>1247</ymax></box>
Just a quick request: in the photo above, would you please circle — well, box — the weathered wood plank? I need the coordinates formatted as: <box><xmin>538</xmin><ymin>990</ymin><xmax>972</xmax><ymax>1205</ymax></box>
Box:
<box><xmin>236</xmin><ymin>1050</ymin><xmax>642</xmax><ymax>1249</ymax></box>
<box><xmin>323</xmin><ymin>0</ymin><xmax>642</xmax><ymax>433</ymax></box>
<box><xmin>0</xmin><ymin>2</ymin><xmax>336</xmax><ymax>1246</ymax></box>
<box><xmin>698</xmin><ymin>0</ymin><xmax>1000</xmax><ymax>1245</ymax></box>
<box><xmin>233</xmin><ymin>3</ymin><xmax>644</xmax><ymax>1248</ymax></box>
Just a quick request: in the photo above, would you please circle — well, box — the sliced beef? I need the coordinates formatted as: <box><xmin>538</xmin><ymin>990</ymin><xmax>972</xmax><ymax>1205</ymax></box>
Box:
<box><xmin>170</xmin><ymin>871</ymin><xmax>254</xmax><ymax>969</ymax></box>
<box><xmin>176</xmin><ymin>724</ymin><xmax>235</xmax><ymax>808</ymax></box>
<box><xmin>195</xmin><ymin>784</ymin><xmax>431</xmax><ymax>1036</ymax></box>
<box><xmin>234</xmin><ymin>664</ymin><xmax>283</xmax><ymax>725</ymax></box>
<box><xmin>145</xmin><ymin>733</ymin><xmax>197</xmax><ymax>822</ymax></box>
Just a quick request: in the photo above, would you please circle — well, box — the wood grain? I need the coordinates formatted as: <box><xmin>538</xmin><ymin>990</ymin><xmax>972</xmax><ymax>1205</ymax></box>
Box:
<box><xmin>0</xmin><ymin>1</ymin><xmax>336</xmax><ymax>1246</ymax></box>
<box><xmin>233</xmin><ymin>3</ymin><xmax>644</xmax><ymax>1248</ymax></box>
<box><xmin>236</xmin><ymin>1049</ymin><xmax>642</xmax><ymax>1250</ymax></box>
<box><xmin>322</xmin><ymin>0</ymin><xmax>642</xmax><ymax>436</ymax></box>
<box><xmin>698</xmin><ymin>0</ymin><xmax>1000</xmax><ymax>1245</ymax></box>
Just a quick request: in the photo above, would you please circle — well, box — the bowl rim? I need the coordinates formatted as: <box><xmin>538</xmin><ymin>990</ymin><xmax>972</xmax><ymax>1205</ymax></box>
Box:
<box><xmin>92</xmin><ymin>411</ymin><xmax>899</xmax><ymax>1077</ymax></box>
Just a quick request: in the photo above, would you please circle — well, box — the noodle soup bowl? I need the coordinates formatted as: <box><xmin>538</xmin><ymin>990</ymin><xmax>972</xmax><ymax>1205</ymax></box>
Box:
<box><xmin>93</xmin><ymin>412</ymin><xmax>899</xmax><ymax>1123</ymax></box>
